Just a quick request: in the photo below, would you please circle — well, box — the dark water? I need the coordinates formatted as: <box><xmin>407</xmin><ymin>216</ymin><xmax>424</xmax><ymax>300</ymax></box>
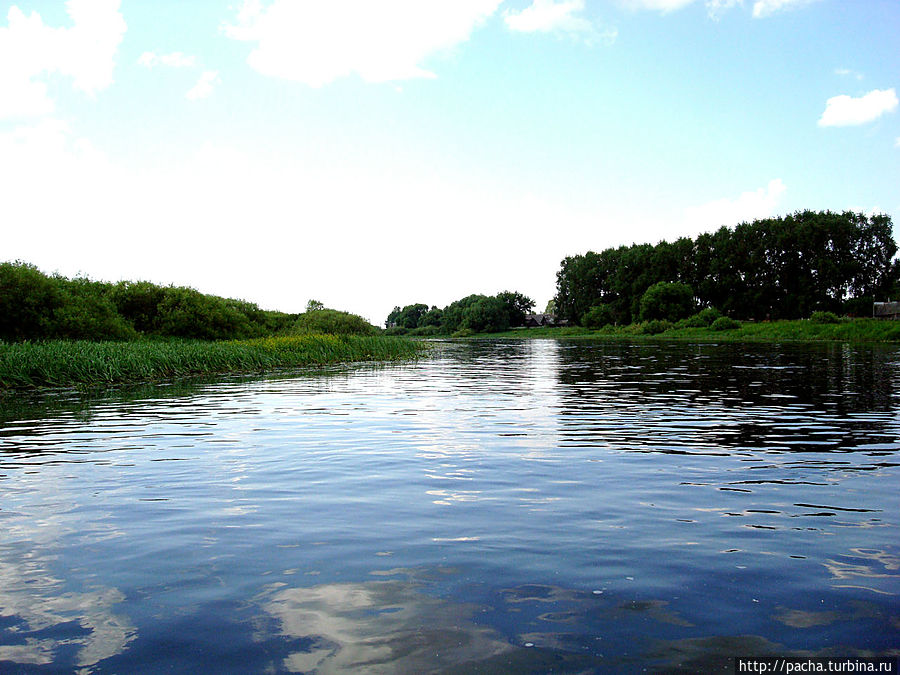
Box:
<box><xmin>1</xmin><ymin>340</ymin><xmax>898</xmax><ymax>673</ymax></box>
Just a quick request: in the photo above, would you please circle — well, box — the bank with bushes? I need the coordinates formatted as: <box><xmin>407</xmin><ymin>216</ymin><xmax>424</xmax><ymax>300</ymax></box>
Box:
<box><xmin>485</xmin><ymin>313</ymin><xmax>900</xmax><ymax>343</ymax></box>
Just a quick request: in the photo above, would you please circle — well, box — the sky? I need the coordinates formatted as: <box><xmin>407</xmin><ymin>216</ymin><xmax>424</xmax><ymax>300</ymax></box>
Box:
<box><xmin>1</xmin><ymin>0</ymin><xmax>898</xmax><ymax>324</ymax></box>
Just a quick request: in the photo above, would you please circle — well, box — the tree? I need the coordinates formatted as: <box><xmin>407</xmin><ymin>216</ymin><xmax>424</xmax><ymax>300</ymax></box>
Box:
<box><xmin>639</xmin><ymin>281</ymin><xmax>695</xmax><ymax>322</ymax></box>
<box><xmin>306</xmin><ymin>299</ymin><xmax>325</xmax><ymax>312</ymax></box>
<box><xmin>496</xmin><ymin>291</ymin><xmax>534</xmax><ymax>327</ymax></box>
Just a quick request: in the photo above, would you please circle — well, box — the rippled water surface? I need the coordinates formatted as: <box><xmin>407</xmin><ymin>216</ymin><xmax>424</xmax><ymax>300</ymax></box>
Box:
<box><xmin>1</xmin><ymin>340</ymin><xmax>898</xmax><ymax>673</ymax></box>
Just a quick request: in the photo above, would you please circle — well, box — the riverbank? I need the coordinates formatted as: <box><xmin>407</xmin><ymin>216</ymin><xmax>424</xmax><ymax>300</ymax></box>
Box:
<box><xmin>0</xmin><ymin>335</ymin><xmax>427</xmax><ymax>390</ymax></box>
<box><xmin>481</xmin><ymin>318</ymin><xmax>900</xmax><ymax>343</ymax></box>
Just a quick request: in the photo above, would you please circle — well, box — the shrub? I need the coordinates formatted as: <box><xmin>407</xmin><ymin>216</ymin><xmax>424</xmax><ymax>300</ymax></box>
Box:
<box><xmin>292</xmin><ymin>309</ymin><xmax>378</xmax><ymax>335</ymax></box>
<box><xmin>639</xmin><ymin>282</ymin><xmax>695</xmax><ymax>322</ymax></box>
<box><xmin>581</xmin><ymin>304</ymin><xmax>615</xmax><ymax>329</ymax></box>
<box><xmin>710</xmin><ymin>316</ymin><xmax>740</xmax><ymax>331</ymax></box>
<box><xmin>409</xmin><ymin>325</ymin><xmax>441</xmax><ymax>336</ymax></box>
<box><xmin>451</xmin><ymin>327</ymin><xmax>474</xmax><ymax>338</ymax></box>
<box><xmin>384</xmin><ymin>326</ymin><xmax>409</xmax><ymax>336</ymax></box>
<box><xmin>640</xmin><ymin>319</ymin><xmax>673</xmax><ymax>335</ymax></box>
<box><xmin>810</xmin><ymin>310</ymin><xmax>841</xmax><ymax>324</ymax></box>
<box><xmin>53</xmin><ymin>278</ymin><xmax>137</xmax><ymax>340</ymax></box>
<box><xmin>0</xmin><ymin>261</ymin><xmax>64</xmax><ymax>340</ymax></box>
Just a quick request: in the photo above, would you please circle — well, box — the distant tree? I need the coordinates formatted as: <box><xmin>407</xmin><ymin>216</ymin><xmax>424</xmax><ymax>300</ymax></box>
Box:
<box><xmin>462</xmin><ymin>296</ymin><xmax>510</xmax><ymax>333</ymax></box>
<box><xmin>419</xmin><ymin>306</ymin><xmax>443</xmax><ymax>327</ymax></box>
<box><xmin>640</xmin><ymin>282</ymin><xmax>695</xmax><ymax>322</ymax></box>
<box><xmin>306</xmin><ymin>299</ymin><xmax>325</xmax><ymax>312</ymax></box>
<box><xmin>496</xmin><ymin>290</ymin><xmax>534</xmax><ymax>327</ymax></box>
<box><xmin>544</xmin><ymin>299</ymin><xmax>556</xmax><ymax>315</ymax></box>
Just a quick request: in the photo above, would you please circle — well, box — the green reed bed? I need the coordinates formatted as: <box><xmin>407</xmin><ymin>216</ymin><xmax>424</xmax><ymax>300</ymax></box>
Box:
<box><xmin>0</xmin><ymin>335</ymin><xmax>427</xmax><ymax>390</ymax></box>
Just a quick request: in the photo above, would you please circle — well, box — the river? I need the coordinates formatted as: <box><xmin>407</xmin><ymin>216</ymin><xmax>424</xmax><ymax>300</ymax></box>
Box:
<box><xmin>1</xmin><ymin>340</ymin><xmax>898</xmax><ymax>673</ymax></box>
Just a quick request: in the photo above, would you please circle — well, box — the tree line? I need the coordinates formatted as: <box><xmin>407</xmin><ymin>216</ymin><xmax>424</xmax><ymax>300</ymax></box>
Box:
<box><xmin>555</xmin><ymin>210</ymin><xmax>898</xmax><ymax>326</ymax></box>
<box><xmin>0</xmin><ymin>261</ymin><xmax>304</xmax><ymax>342</ymax></box>
<box><xmin>385</xmin><ymin>291</ymin><xmax>534</xmax><ymax>336</ymax></box>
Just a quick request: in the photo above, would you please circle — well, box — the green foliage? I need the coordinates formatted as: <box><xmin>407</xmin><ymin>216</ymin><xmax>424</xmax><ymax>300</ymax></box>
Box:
<box><xmin>710</xmin><ymin>316</ymin><xmax>740</xmax><ymax>331</ymax></box>
<box><xmin>408</xmin><ymin>325</ymin><xmax>441</xmax><ymax>336</ymax></box>
<box><xmin>581</xmin><ymin>304</ymin><xmax>615</xmax><ymax>329</ymax></box>
<box><xmin>0</xmin><ymin>335</ymin><xmax>426</xmax><ymax>390</ymax></box>
<box><xmin>554</xmin><ymin>211</ymin><xmax>898</xmax><ymax>323</ymax></box>
<box><xmin>53</xmin><ymin>278</ymin><xmax>137</xmax><ymax>340</ymax></box>
<box><xmin>679</xmin><ymin>306</ymin><xmax>722</xmax><ymax>328</ymax></box>
<box><xmin>495</xmin><ymin>290</ymin><xmax>535</xmax><ymax>328</ymax></box>
<box><xmin>462</xmin><ymin>296</ymin><xmax>510</xmax><ymax>333</ymax></box>
<box><xmin>386</xmin><ymin>291</ymin><xmax>533</xmax><ymax>335</ymax></box>
<box><xmin>109</xmin><ymin>281</ymin><xmax>166</xmax><ymax>333</ymax></box>
<box><xmin>0</xmin><ymin>261</ymin><xmax>64</xmax><ymax>340</ymax></box>
<box><xmin>639</xmin><ymin>281</ymin><xmax>695</xmax><ymax>322</ymax></box>
<box><xmin>384</xmin><ymin>326</ymin><xmax>409</xmax><ymax>336</ymax></box>
<box><xmin>306</xmin><ymin>299</ymin><xmax>325</xmax><ymax>312</ymax></box>
<box><xmin>451</xmin><ymin>327</ymin><xmax>474</xmax><ymax>338</ymax></box>
<box><xmin>0</xmin><ymin>261</ymin><xmax>300</xmax><ymax>342</ymax></box>
<box><xmin>640</xmin><ymin>319</ymin><xmax>674</xmax><ymax>335</ymax></box>
<box><xmin>386</xmin><ymin>303</ymin><xmax>430</xmax><ymax>329</ymax></box>
<box><xmin>292</xmin><ymin>309</ymin><xmax>378</xmax><ymax>335</ymax></box>
<box><xmin>810</xmin><ymin>310</ymin><xmax>842</xmax><ymax>324</ymax></box>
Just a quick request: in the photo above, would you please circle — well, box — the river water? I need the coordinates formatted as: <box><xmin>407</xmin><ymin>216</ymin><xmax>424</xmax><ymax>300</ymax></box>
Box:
<box><xmin>1</xmin><ymin>340</ymin><xmax>898</xmax><ymax>673</ymax></box>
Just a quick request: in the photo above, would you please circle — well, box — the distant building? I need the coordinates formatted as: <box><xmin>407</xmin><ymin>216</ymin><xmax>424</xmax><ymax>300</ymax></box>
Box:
<box><xmin>873</xmin><ymin>301</ymin><xmax>900</xmax><ymax>319</ymax></box>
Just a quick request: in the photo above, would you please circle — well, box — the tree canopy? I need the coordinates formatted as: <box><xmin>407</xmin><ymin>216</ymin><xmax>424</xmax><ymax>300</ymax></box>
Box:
<box><xmin>555</xmin><ymin>211</ymin><xmax>898</xmax><ymax>325</ymax></box>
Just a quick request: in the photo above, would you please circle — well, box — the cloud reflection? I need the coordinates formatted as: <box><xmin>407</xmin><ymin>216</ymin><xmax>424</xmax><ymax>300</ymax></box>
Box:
<box><xmin>261</xmin><ymin>576</ymin><xmax>511</xmax><ymax>673</ymax></box>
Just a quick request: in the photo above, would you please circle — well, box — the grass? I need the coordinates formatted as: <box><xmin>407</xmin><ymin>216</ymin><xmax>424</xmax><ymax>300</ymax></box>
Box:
<box><xmin>480</xmin><ymin>318</ymin><xmax>900</xmax><ymax>343</ymax></box>
<box><xmin>0</xmin><ymin>335</ymin><xmax>428</xmax><ymax>390</ymax></box>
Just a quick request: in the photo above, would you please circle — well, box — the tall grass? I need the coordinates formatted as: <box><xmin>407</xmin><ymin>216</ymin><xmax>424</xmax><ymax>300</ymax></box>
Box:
<box><xmin>0</xmin><ymin>335</ymin><xmax>427</xmax><ymax>390</ymax></box>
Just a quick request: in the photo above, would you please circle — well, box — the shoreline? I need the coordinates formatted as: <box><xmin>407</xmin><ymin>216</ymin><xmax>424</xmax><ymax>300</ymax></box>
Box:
<box><xmin>465</xmin><ymin>318</ymin><xmax>900</xmax><ymax>344</ymax></box>
<box><xmin>0</xmin><ymin>335</ymin><xmax>428</xmax><ymax>392</ymax></box>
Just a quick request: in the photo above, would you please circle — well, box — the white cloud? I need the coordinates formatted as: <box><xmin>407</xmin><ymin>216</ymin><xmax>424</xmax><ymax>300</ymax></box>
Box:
<box><xmin>138</xmin><ymin>51</ymin><xmax>197</xmax><ymax>68</ymax></box>
<box><xmin>616</xmin><ymin>0</ymin><xmax>697</xmax><ymax>12</ymax></box>
<box><xmin>222</xmin><ymin>0</ymin><xmax>502</xmax><ymax>86</ymax></box>
<box><xmin>0</xmin><ymin>0</ymin><xmax>126</xmax><ymax>120</ymax></box>
<box><xmin>834</xmin><ymin>67</ymin><xmax>863</xmax><ymax>81</ymax></box>
<box><xmin>752</xmin><ymin>0</ymin><xmax>820</xmax><ymax>18</ymax></box>
<box><xmin>186</xmin><ymin>70</ymin><xmax>220</xmax><ymax>100</ymax></box>
<box><xmin>504</xmin><ymin>0</ymin><xmax>615</xmax><ymax>43</ymax></box>
<box><xmin>683</xmin><ymin>179</ymin><xmax>787</xmax><ymax>229</ymax></box>
<box><xmin>705</xmin><ymin>0</ymin><xmax>743</xmax><ymax>19</ymax></box>
<box><xmin>818</xmin><ymin>88</ymin><xmax>898</xmax><ymax>127</ymax></box>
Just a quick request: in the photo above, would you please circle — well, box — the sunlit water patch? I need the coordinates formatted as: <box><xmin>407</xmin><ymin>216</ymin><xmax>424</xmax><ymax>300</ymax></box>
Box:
<box><xmin>1</xmin><ymin>341</ymin><xmax>898</xmax><ymax>673</ymax></box>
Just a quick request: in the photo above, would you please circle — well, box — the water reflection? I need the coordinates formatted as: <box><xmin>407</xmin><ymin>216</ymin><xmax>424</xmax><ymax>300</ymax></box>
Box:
<box><xmin>261</xmin><ymin>572</ymin><xmax>512</xmax><ymax>673</ymax></box>
<box><xmin>0</xmin><ymin>340</ymin><xmax>898</xmax><ymax>672</ymax></box>
<box><xmin>0</xmin><ymin>505</ymin><xmax>135</xmax><ymax>671</ymax></box>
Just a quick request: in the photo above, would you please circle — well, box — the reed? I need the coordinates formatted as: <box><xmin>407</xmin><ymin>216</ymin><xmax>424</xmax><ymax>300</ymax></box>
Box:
<box><xmin>0</xmin><ymin>335</ymin><xmax>427</xmax><ymax>390</ymax></box>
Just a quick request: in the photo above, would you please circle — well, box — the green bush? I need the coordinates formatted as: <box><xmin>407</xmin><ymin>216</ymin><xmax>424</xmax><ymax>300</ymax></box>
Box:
<box><xmin>450</xmin><ymin>327</ymin><xmax>474</xmax><ymax>338</ymax></box>
<box><xmin>0</xmin><ymin>261</ymin><xmax>64</xmax><ymax>340</ymax></box>
<box><xmin>640</xmin><ymin>319</ymin><xmax>674</xmax><ymax>335</ymax></box>
<box><xmin>292</xmin><ymin>309</ymin><xmax>378</xmax><ymax>335</ymax></box>
<box><xmin>581</xmin><ymin>304</ymin><xmax>615</xmax><ymax>329</ymax></box>
<box><xmin>54</xmin><ymin>278</ymin><xmax>137</xmax><ymax>340</ymax></box>
<box><xmin>710</xmin><ymin>316</ymin><xmax>740</xmax><ymax>331</ymax></box>
<box><xmin>639</xmin><ymin>282</ymin><xmax>695</xmax><ymax>322</ymax></box>
<box><xmin>409</xmin><ymin>325</ymin><xmax>441</xmax><ymax>336</ymax></box>
<box><xmin>384</xmin><ymin>326</ymin><xmax>409</xmax><ymax>336</ymax></box>
<box><xmin>810</xmin><ymin>310</ymin><xmax>841</xmax><ymax>324</ymax></box>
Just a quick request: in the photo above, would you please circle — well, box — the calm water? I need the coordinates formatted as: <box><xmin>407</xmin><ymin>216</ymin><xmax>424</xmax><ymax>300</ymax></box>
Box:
<box><xmin>1</xmin><ymin>340</ymin><xmax>898</xmax><ymax>673</ymax></box>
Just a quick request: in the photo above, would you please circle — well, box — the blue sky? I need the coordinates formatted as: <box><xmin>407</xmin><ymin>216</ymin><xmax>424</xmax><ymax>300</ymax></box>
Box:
<box><xmin>1</xmin><ymin>0</ymin><xmax>898</xmax><ymax>323</ymax></box>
